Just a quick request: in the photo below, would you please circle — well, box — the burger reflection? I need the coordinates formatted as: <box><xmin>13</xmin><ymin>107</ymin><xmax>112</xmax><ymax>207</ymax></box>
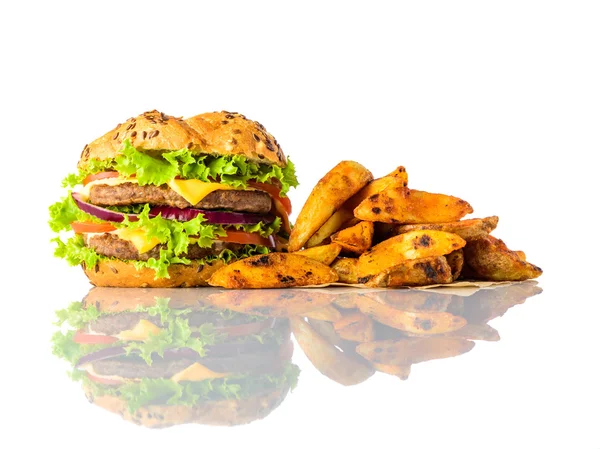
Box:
<box><xmin>52</xmin><ymin>281</ymin><xmax>541</xmax><ymax>427</ymax></box>
<box><xmin>52</xmin><ymin>288</ymin><xmax>299</xmax><ymax>428</ymax></box>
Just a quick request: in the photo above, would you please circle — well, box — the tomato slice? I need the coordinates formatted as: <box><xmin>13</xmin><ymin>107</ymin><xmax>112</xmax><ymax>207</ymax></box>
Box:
<box><xmin>248</xmin><ymin>181</ymin><xmax>292</xmax><ymax>215</ymax></box>
<box><xmin>86</xmin><ymin>372</ymin><xmax>124</xmax><ymax>386</ymax></box>
<box><xmin>82</xmin><ymin>171</ymin><xmax>120</xmax><ymax>186</ymax></box>
<box><xmin>271</xmin><ymin>197</ymin><xmax>292</xmax><ymax>235</ymax></box>
<box><xmin>219</xmin><ymin>230</ymin><xmax>275</xmax><ymax>247</ymax></box>
<box><xmin>71</xmin><ymin>221</ymin><xmax>117</xmax><ymax>233</ymax></box>
<box><xmin>73</xmin><ymin>330</ymin><xmax>119</xmax><ymax>345</ymax></box>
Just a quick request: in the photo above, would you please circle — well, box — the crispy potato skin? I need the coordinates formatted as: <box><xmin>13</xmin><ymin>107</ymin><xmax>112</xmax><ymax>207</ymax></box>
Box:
<box><xmin>289</xmin><ymin>161</ymin><xmax>373</xmax><ymax>252</ymax></box>
<box><xmin>446</xmin><ymin>249</ymin><xmax>464</xmax><ymax>281</ymax></box>
<box><xmin>331</xmin><ymin>258</ymin><xmax>359</xmax><ymax>284</ymax></box>
<box><xmin>208</xmin><ymin>253</ymin><xmax>339</xmax><ymax>288</ymax></box>
<box><xmin>354</xmin><ymin>184</ymin><xmax>473</xmax><ymax>224</ymax></box>
<box><xmin>344</xmin><ymin>166</ymin><xmax>409</xmax><ymax>210</ymax></box>
<box><xmin>331</xmin><ymin>221</ymin><xmax>374</xmax><ymax>254</ymax></box>
<box><xmin>296</xmin><ymin>243</ymin><xmax>342</xmax><ymax>265</ymax></box>
<box><xmin>463</xmin><ymin>236</ymin><xmax>542</xmax><ymax>281</ymax></box>
<box><xmin>365</xmin><ymin>256</ymin><xmax>454</xmax><ymax>287</ymax></box>
<box><xmin>357</xmin><ymin>230</ymin><xmax>466</xmax><ymax>280</ymax></box>
<box><xmin>306</xmin><ymin>208</ymin><xmax>354</xmax><ymax>248</ymax></box>
<box><xmin>391</xmin><ymin>216</ymin><xmax>499</xmax><ymax>242</ymax></box>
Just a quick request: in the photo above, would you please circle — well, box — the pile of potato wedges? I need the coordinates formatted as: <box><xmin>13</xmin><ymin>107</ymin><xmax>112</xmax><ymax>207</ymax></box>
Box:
<box><xmin>209</xmin><ymin>161</ymin><xmax>542</xmax><ymax>289</ymax></box>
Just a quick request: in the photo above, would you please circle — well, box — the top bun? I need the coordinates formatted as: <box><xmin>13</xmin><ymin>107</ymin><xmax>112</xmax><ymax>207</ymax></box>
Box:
<box><xmin>79</xmin><ymin>110</ymin><xmax>287</xmax><ymax>169</ymax></box>
<box><xmin>185</xmin><ymin>111</ymin><xmax>286</xmax><ymax>167</ymax></box>
<box><xmin>78</xmin><ymin>110</ymin><xmax>206</xmax><ymax>169</ymax></box>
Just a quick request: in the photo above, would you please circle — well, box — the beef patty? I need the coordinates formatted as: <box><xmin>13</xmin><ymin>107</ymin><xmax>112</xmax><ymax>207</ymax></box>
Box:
<box><xmin>85</xmin><ymin>234</ymin><xmax>246</xmax><ymax>261</ymax></box>
<box><xmin>89</xmin><ymin>183</ymin><xmax>272</xmax><ymax>214</ymax></box>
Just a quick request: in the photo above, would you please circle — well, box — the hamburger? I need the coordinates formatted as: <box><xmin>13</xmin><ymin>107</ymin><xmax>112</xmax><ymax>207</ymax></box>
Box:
<box><xmin>52</xmin><ymin>288</ymin><xmax>299</xmax><ymax>427</ymax></box>
<box><xmin>49</xmin><ymin>110</ymin><xmax>297</xmax><ymax>287</ymax></box>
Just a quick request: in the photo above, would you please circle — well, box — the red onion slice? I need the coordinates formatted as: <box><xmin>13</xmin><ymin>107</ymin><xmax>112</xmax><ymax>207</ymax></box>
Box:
<box><xmin>71</xmin><ymin>192</ymin><xmax>138</xmax><ymax>223</ymax></box>
<box><xmin>149</xmin><ymin>206</ymin><xmax>275</xmax><ymax>224</ymax></box>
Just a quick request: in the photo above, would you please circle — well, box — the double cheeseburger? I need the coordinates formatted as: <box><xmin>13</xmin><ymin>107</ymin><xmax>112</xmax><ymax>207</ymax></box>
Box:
<box><xmin>49</xmin><ymin>110</ymin><xmax>297</xmax><ymax>287</ymax></box>
<box><xmin>52</xmin><ymin>288</ymin><xmax>299</xmax><ymax>427</ymax></box>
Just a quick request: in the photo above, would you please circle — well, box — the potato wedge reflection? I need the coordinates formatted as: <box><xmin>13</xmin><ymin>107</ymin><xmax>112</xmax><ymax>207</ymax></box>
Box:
<box><xmin>333</xmin><ymin>312</ymin><xmax>375</xmax><ymax>342</ymax></box>
<box><xmin>291</xmin><ymin>317</ymin><xmax>374</xmax><ymax>386</ymax></box>
<box><xmin>372</xmin><ymin>363</ymin><xmax>411</xmax><ymax>380</ymax></box>
<box><xmin>401</xmin><ymin>323</ymin><xmax>500</xmax><ymax>342</ymax></box>
<box><xmin>289</xmin><ymin>161</ymin><xmax>373</xmax><ymax>252</ymax></box>
<box><xmin>356</xmin><ymin>295</ymin><xmax>467</xmax><ymax>334</ymax></box>
<box><xmin>361</xmin><ymin>289</ymin><xmax>453</xmax><ymax>312</ymax></box>
<box><xmin>205</xmin><ymin>289</ymin><xmax>335</xmax><ymax>317</ymax></box>
<box><xmin>464</xmin><ymin>236</ymin><xmax>542</xmax><ymax>281</ymax></box>
<box><xmin>303</xmin><ymin>304</ymin><xmax>343</xmax><ymax>322</ymax></box>
<box><xmin>357</xmin><ymin>338</ymin><xmax>475</xmax><ymax>365</ymax></box>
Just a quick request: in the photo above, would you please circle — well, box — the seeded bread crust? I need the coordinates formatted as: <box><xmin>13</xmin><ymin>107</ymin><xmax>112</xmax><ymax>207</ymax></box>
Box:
<box><xmin>186</xmin><ymin>111</ymin><xmax>287</xmax><ymax>167</ymax></box>
<box><xmin>83</xmin><ymin>384</ymin><xmax>289</xmax><ymax>428</ymax></box>
<box><xmin>78</xmin><ymin>110</ymin><xmax>207</xmax><ymax>169</ymax></box>
<box><xmin>83</xmin><ymin>259</ymin><xmax>225</xmax><ymax>288</ymax></box>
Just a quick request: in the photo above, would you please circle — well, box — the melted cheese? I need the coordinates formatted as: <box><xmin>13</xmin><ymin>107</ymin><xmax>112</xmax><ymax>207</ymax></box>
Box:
<box><xmin>167</xmin><ymin>179</ymin><xmax>235</xmax><ymax>206</ymax></box>
<box><xmin>117</xmin><ymin>319</ymin><xmax>161</xmax><ymax>341</ymax></box>
<box><xmin>77</xmin><ymin>178</ymin><xmax>133</xmax><ymax>200</ymax></box>
<box><xmin>113</xmin><ymin>228</ymin><xmax>161</xmax><ymax>253</ymax></box>
<box><xmin>170</xmin><ymin>363</ymin><xmax>230</xmax><ymax>383</ymax></box>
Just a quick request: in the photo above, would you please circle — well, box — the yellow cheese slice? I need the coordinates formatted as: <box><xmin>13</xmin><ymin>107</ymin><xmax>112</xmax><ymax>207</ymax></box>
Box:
<box><xmin>113</xmin><ymin>228</ymin><xmax>161</xmax><ymax>253</ymax></box>
<box><xmin>117</xmin><ymin>319</ymin><xmax>161</xmax><ymax>341</ymax></box>
<box><xmin>171</xmin><ymin>363</ymin><xmax>230</xmax><ymax>383</ymax></box>
<box><xmin>167</xmin><ymin>179</ymin><xmax>235</xmax><ymax>206</ymax></box>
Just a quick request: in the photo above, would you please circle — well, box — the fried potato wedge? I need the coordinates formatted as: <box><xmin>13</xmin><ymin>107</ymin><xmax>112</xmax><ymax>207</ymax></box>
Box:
<box><xmin>204</xmin><ymin>289</ymin><xmax>335</xmax><ymax>317</ymax></box>
<box><xmin>330</xmin><ymin>258</ymin><xmax>359</xmax><ymax>284</ymax></box>
<box><xmin>289</xmin><ymin>161</ymin><xmax>373</xmax><ymax>252</ymax></box>
<box><xmin>344</xmin><ymin>166</ymin><xmax>409</xmax><ymax>211</ymax></box>
<box><xmin>208</xmin><ymin>253</ymin><xmax>338</xmax><ymax>289</ymax></box>
<box><xmin>446</xmin><ymin>249</ymin><xmax>464</xmax><ymax>281</ymax></box>
<box><xmin>306</xmin><ymin>207</ymin><xmax>354</xmax><ymax>248</ymax></box>
<box><xmin>291</xmin><ymin>317</ymin><xmax>374</xmax><ymax>386</ymax></box>
<box><xmin>354</xmin><ymin>181</ymin><xmax>473</xmax><ymax>224</ymax></box>
<box><xmin>333</xmin><ymin>312</ymin><xmax>375</xmax><ymax>342</ymax></box>
<box><xmin>463</xmin><ymin>236</ymin><xmax>542</xmax><ymax>281</ymax></box>
<box><xmin>373</xmin><ymin>363</ymin><xmax>411</xmax><ymax>380</ymax></box>
<box><xmin>357</xmin><ymin>230</ymin><xmax>466</xmax><ymax>281</ymax></box>
<box><xmin>331</xmin><ymin>221</ymin><xmax>374</xmax><ymax>254</ymax></box>
<box><xmin>357</xmin><ymin>337</ymin><xmax>475</xmax><ymax>365</ymax></box>
<box><xmin>304</xmin><ymin>304</ymin><xmax>343</xmax><ymax>322</ymax></box>
<box><xmin>361</xmin><ymin>290</ymin><xmax>453</xmax><ymax>312</ymax></box>
<box><xmin>365</xmin><ymin>256</ymin><xmax>454</xmax><ymax>287</ymax></box>
<box><xmin>391</xmin><ymin>216</ymin><xmax>499</xmax><ymax>242</ymax></box>
<box><xmin>296</xmin><ymin>243</ymin><xmax>342</xmax><ymax>265</ymax></box>
<box><xmin>401</xmin><ymin>323</ymin><xmax>500</xmax><ymax>341</ymax></box>
<box><xmin>356</xmin><ymin>295</ymin><xmax>467</xmax><ymax>334</ymax></box>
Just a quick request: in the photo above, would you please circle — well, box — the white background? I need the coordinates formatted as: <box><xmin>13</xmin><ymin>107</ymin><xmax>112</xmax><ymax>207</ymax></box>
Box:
<box><xmin>1</xmin><ymin>1</ymin><xmax>599</xmax><ymax>448</ymax></box>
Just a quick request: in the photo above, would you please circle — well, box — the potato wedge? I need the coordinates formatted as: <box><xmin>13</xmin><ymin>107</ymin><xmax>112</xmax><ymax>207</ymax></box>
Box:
<box><xmin>356</xmin><ymin>295</ymin><xmax>467</xmax><ymax>334</ymax></box>
<box><xmin>357</xmin><ymin>337</ymin><xmax>475</xmax><ymax>365</ymax></box>
<box><xmin>364</xmin><ymin>256</ymin><xmax>454</xmax><ymax>287</ymax></box>
<box><xmin>331</xmin><ymin>221</ymin><xmax>374</xmax><ymax>254</ymax></box>
<box><xmin>361</xmin><ymin>289</ymin><xmax>453</xmax><ymax>312</ymax></box>
<box><xmin>391</xmin><ymin>216</ymin><xmax>499</xmax><ymax>242</ymax></box>
<box><xmin>515</xmin><ymin>250</ymin><xmax>527</xmax><ymax>261</ymax></box>
<box><xmin>463</xmin><ymin>236</ymin><xmax>542</xmax><ymax>281</ymax></box>
<box><xmin>373</xmin><ymin>363</ymin><xmax>411</xmax><ymax>380</ymax></box>
<box><xmin>446</xmin><ymin>249</ymin><xmax>464</xmax><ymax>281</ymax></box>
<box><xmin>401</xmin><ymin>323</ymin><xmax>500</xmax><ymax>341</ymax></box>
<box><xmin>306</xmin><ymin>207</ymin><xmax>354</xmax><ymax>248</ymax></box>
<box><xmin>204</xmin><ymin>289</ymin><xmax>336</xmax><ymax>317</ymax></box>
<box><xmin>289</xmin><ymin>161</ymin><xmax>373</xmax><ymax>252</ymax></box>
<box><xmin>304</xmin><ymin>304</ymin><xmax>343</xmax><ymax>322</ymax></box>
<box><xmin>333</xmin><ymin>312</ymin><xmax>375</xmax><ymax>342</ymax></box>
<box><xmin>344</xmin><ymin>166</ymin><xmax>409</xmax><ymax>210</ymax></box>
<box><xmin>354</xmin><ymin>181</ymin><xmax>473</xmax><ymax>224</ymax></box>
<box><xmin>296</xmin><ymin>243</ymin><xmax>342</xmax><ymax>265</ymax></box>
<box><xmin>208</xmin><ymin>253</ymin><xmax>338</xmax><ymax>289</ymax></box>
<box><xmin>331</xmin><ymin>257</ymin><xmax>359</xmax><ymax>284</ymax></box>
<box><xmin>357</xmin><ymin>230</ymin><xmax>466</xmax><ymax>281</ymax></box>
<box><xmin>291</xmin><ymin>317</ymin><xmax>374</xmax><ymax>386</ymax></box>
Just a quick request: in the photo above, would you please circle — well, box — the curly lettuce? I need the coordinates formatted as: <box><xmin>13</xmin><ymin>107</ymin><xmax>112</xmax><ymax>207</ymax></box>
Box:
<box><xmin>63</xmin><ymin>140</ymin><xmax>298</xmax><ymax>196</ymax></box>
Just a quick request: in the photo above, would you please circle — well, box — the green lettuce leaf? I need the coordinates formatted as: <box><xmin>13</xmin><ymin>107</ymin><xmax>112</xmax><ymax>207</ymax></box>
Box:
<box><xmin>63</xmin><ymin>139</ymin><xmax>298</xmax><ymax>195</ymax></box>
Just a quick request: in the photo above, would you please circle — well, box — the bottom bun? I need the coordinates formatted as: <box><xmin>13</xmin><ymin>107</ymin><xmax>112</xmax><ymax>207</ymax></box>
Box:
<box><xmin>83</xmin><ymin>259</ymin><xmax>225</xmax><ymax>288</ymax></box>
<box><xmin>83</xmin><ymin>384</ymin><xmax>289</xmax><ymax>427</ymax></box>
